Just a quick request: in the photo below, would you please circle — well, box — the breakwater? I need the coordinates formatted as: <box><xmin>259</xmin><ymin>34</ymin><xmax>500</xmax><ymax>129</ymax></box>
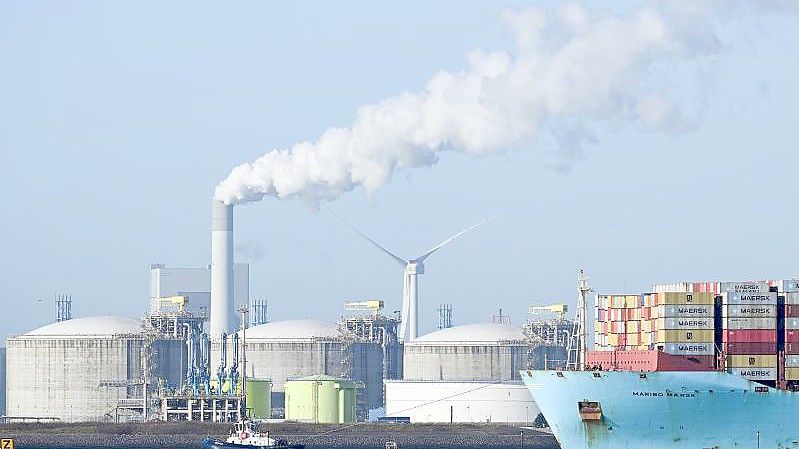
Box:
<box><xmin>1</xmin><ymin>422</ymin><xmax>558</xmax><ymax>449</ymax></box>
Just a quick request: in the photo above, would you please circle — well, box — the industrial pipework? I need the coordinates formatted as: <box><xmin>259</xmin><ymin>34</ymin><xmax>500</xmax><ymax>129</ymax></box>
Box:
<box><xmin>217</xmin><ymin>332</ymin><xmax>228</xmax><ymax>394</ymax></box>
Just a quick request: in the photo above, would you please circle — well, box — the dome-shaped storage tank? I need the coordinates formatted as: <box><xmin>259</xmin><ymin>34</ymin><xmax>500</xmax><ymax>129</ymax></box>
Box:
<box><xmin>403</xmin><ymin>322</ymin><xmax>528</xmax><ymax>381</ymax></box>
<box><xmin>5</xmin><ymin>316</ymin><xmax>144</xmax><ymax>422</ymax></box>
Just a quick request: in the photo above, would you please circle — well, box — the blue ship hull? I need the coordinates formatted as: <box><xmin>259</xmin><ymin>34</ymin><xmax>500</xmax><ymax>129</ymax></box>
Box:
<box><xmin>520</xmin><ymin>370</ymin><xmax>799</xmax><ymax>449</ymax></box>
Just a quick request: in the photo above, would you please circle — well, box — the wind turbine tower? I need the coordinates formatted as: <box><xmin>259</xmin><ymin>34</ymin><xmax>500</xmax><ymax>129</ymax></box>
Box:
<box><xmin>340</xmin><ymin>218</ymin><xmax>486</xmax><ymax>342</ymax></box>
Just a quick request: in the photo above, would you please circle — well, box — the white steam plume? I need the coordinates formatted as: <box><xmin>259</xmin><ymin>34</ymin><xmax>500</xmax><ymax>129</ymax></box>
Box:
<box><xmin>215</xmin><ymin>1</ymin><xmax>791</xmax><ymax>206</ymax></box>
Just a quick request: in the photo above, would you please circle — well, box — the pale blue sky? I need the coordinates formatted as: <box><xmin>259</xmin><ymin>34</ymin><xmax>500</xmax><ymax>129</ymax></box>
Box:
<box><xmin>1</xmin><ymin>1</ymin><xmax>798</xmax><ymax>342</ymax></box>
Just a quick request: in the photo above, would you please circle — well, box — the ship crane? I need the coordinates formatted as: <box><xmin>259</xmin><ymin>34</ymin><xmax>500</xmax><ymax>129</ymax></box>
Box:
<box><xmin>567</xmin><ymin>270</ymin><xmax>593</xmax><ymax>371</ymax></box>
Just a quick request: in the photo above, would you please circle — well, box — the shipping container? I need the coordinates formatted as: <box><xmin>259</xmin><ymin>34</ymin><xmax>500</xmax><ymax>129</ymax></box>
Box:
<box><xmin>723</xmin><ymin>317</ymin><xmax>777</xmax><ymax>330</ymax></box>
<box><xmin>610</xmin><ymin>321</ymin><xmax>626</xmax><ymax>334</ymax></box>
<box><xmin>722</xmin><ymin>291</ymin><xmax>777</xmax><ymax>305</ymax></box>
<box><xmin>785</xmin><ymin>367</ymin><xmax>799</xmax><ymax>380</ymax></box>
<box><xmin>661</xmin><ymin>342</ymin><xmax>715</xmax><ymax>356</ymax></box>
<box><xmin>653</xmin><ymin>305</ymin><xmax>714</xmax><ymax>319</ymax></box>
<box><xmin>657</xmin><ymin>292</ymin><xmax>715</xmax><ymax>306</ymax></box>
<box><xmin>726</xmin><ymin>355</ymin><xmax>777</xmax><ymax>367</ymax></box>
<box><xmin>787</xmin><ymin>305</ymin><xmax>799</xmax><ymax>317</ymax></box>
<box><xmin>651</xmin><ymin>282</ymin><xmax>693</xmax><ymax>293</ymax></box>
<box><xmin>719</xmin><ymin>282</ymin><xmax>769</xmax><ymax>293</ymax></box>
<box><xmin>725</xmin><ymin>342</ymin><xmax>777</xmax><ymax>354</ymax></box>
<box><xmin>786</xmin><ymin>318</ymin><xmax>799</xmax><ymax>330</ymax></box>
<box><xmin>785</xmin><ymin>355</ymin><xmax>799</xmax><ymax>367</ymax></box>
<box><xmin>785</xmin><ymin>292</ymin><xmax>799</xmax><ymax>305</ymax></box>
<box><xmin>657</xmin><ymin>329</ymin><xmax>714</xmax><ymax>343</ymax></box>
<box><xmin>722</xmin><ymin>304</ymin><xmax>777</xmax><ymax>318</ymax></box>
<box><xmin>779</xmin><ymin>280</ymin><xmax>799</xmax><ymax>293</ymax></box>
<box><xmin>722</xmin><ymin>329</ymin><xmax>777</xmax><ymax>343</ymax></box>
<box><xmin>656</xmin><ymin>317</ymin><xmax>714</xmax><ymax>330</ymax></box>
<box><xmin>785</xmin><ymin>330</ymin><xmax>799</xmax><ymax>343</ymax></box>
<box><xmin>728</xmin><ymin>367</ymin><xmax>777</xmax><ymax>381</ymax></box>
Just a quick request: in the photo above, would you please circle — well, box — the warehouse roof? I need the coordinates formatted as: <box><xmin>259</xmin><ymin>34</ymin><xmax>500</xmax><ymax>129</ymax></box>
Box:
<box><xmin>244</xmin><ymin>319</ymin><xmax>341</xmax><ymax>340</ymax></box>
<box><xmin>410</xmin><ymin>322</ymin><xmax>527</xmax><ymax>345</ymax></box>
<box><xmin>21</xmin><ymin>315</ymin><xmax>141</xmax><ymax>338</ymax></box>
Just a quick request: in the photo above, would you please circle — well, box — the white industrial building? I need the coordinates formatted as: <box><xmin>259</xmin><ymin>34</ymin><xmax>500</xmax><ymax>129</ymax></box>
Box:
<box><xmin>216</xmin><ymin>319</ymin><xmax>384</xmax><ymax>413</ymax></box>
<box><xmin>403</xmin><ymin>322</ymin><xmax>529</xmax><ymax>381</ymax></box>
<box><xmin>385</xmin><ymin>380</ymin><xmax>538</xmax><ymax>423</ymax></box>
<box><xmin>149</xmin><ymin>263</ymin><xmax>249</xmax><ymax>326</ymax></box>
<box><xmin>385</xmin><ymin>322</ymin><xmax>536</xmax><ymax>423</ymax></box>
<box><xmin>5</xmin><ymin>316</ymin><xmax>145</xmax><ymax>422</ymax></box>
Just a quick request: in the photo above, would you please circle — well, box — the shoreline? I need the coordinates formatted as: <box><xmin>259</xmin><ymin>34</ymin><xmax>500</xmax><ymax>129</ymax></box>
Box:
<box><xmin>1</xmin><ymin>422</ymin><xmax>558</xmax><ymax>449</ymax></box>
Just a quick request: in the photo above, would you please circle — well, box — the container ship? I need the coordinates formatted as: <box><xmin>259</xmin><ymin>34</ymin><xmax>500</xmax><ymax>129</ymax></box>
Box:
<box><xmin>522</xmin><ymin>280</ymin><xmax>799</xmax><ymax>449</ymax></box>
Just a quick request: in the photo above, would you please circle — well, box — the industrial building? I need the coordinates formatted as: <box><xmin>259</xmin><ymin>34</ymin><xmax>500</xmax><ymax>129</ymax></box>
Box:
<box><xmin>215</xmin><ymin>319</ymin><xmax>385</xmax><ymax>416</ymax></box>
<box><xmin>403</xmin><ymin>322</ymin><xmax>528</xmax><ymax>381</ymax></box>
<box><xmin>5</xmin><ymin>316</ymin><xmax>146</xmax><ymax>422</ymax></box>
<box><xmin>149</xmin><ymin>263</ymin><xmax>249</xmax><ymax>325</ymax></box>
<box><xmin>384</xmin><ymin>380</ymin><xmax>538</xmax><ymax>423</ymax></box>
<box><xmin>384</xmin><ymin>322</ymin><xmax>536</xmax><ymax>423</ymax></box>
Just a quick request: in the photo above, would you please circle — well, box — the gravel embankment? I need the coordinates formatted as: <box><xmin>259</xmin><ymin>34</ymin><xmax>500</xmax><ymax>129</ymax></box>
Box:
<box><xmin>0</xmin><ymin>422</ymin><xmax>558</xmax><ymax>449</ymax></box>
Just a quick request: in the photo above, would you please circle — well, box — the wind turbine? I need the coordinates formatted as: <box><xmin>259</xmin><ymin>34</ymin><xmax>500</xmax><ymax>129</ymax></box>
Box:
<box><xmin>338</xmin><ymin>217</ymin><xmax>487</xmax><ymax>342</ymax></box>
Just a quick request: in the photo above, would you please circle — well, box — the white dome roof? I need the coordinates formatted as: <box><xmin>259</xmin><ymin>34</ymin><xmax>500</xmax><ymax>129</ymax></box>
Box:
<box><xmin>244</xmin><ymin>319</ymin><xmax>340</xmax><ymax>341</ymax></box>
<box><xmin>22</xmin><ymin>315</ymin><xmax>141</xmax><ymax>338</ymax></box>
<box><xmin>409</xmin><ymin>322</ymin><xmax>526</xmax><ymax>345</ymax></box>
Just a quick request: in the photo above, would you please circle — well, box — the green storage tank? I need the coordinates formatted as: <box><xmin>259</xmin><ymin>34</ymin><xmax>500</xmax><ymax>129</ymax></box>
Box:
<box><xmin>246</xmin><ymin>378</ymin><xmax>272</xmax><ymax>419</ymax></box>
<box><xmin>284</xmin><ymin>374</ymin><xmax>357</xmax><ymax>423</ymax></box>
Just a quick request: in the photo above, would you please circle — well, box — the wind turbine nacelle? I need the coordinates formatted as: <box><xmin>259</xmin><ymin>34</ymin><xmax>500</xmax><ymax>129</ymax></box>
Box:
<box><xmin>406</xmin><ymin>261</ymin><xmax>424</xmax><ymax>275</ymax></box>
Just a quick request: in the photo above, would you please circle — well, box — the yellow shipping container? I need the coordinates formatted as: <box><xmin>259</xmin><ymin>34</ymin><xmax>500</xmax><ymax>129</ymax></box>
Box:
<box><xmin>656</xmin><ymin>329</ymin><xmax>715</xmax><ymax>343</ymax></box>
<box><xmin>626</xmin><ymin>320</ymin><xmax>641</xmax><ymax>333</ymax></box>
<box><xmin>627</xmin><ymin>333</ymin><xmax>640</xmax><ymax>346</ymax></box>
<box><xmin>785</xmin><ymin>367</ymin><xmax>799</xmax><ymax>380</ymax></box>
<box><xmin>659</xmin><ymin>292</ymin><xmax>715</xmax><ymax>306</ymax></box>
<box><xmin>726</xmin><ymin>355</ymin><xmax>777</xmax><ymax>368</ymax></box>
<box><xmin>607</xmin><ymin>334</ymin><xmax>621</xmax><ymax>346</ymax></box>
<box><xmin>640</xmin><ymin>320</ymin><xmax>653</xmax><ymax>333</ymax></box>
<box><xmin>624</xmin><ymin>295</ymin><xmax>639</xmax><ymax>309</ymax></box>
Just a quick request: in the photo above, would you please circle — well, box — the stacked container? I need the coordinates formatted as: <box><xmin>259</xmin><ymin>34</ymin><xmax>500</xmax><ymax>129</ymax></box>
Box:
<box><xmin>784</xmin><ymin>288</ymin><xmax>799</xmax><ymax>381</ymax></box>
<box><xmin>594</xmin><ymin>294</ymin><xmax>644</xmax><ymax>351</ymax></box>
<box><xmin>721</xmin><ymin>283</ymin><xmax>778</xmax><ymax>381</ymax></box>
<box><xmin>652</xmin><ymin>292</ymin><xmax>715</xmax><ymax>356</ymax></box>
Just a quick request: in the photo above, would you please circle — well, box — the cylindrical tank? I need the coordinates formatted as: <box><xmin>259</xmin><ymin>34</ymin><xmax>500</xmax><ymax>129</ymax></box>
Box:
<box><xmin>5</xmin><ymin>316</ymin><xmax>144</xmax><ymax>422</ymax></box>
<box><xmin>403</xmin><ymin>323</ymin><xmax>528</xmax><ymax>381</ymax></box>
<box><xmin>284</xmin><ymin>375</ymin><xmax>356</xmax><ymax>423</ymax></box>
<box><xmin>246</xmin><ymin>378</ymin><xmax>272</xmax><ymax>419</ymax></box>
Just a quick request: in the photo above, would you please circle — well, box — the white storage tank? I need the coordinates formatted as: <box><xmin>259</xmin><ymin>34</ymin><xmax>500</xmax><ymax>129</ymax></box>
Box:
<box><xmin>5</xmin><ymin>316</ymin><xmax>144</xmax><ymax>422</ymax></box>
<box><xmin>385</xmin><ymin>380</ymin><xmax>538</xmax><ymax>423</ymax></box>
<box><xmin>403</xmin><ymin>322</ymin><xmax>528</xmax><ymax>381</ymax></box>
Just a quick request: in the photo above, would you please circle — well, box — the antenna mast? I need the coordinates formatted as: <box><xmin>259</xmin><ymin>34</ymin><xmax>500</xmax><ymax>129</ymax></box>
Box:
<box><xmin>567</xmin><ymin>269</ymin><xmax>593</xmax><ymax>371</ymax></box>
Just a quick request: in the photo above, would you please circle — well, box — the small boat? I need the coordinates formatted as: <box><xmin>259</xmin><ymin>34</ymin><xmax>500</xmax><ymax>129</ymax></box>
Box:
<box><xmin>203</xmin><ymin>420</ymin><xmax>305</xmax><ymax>449</ymax></box>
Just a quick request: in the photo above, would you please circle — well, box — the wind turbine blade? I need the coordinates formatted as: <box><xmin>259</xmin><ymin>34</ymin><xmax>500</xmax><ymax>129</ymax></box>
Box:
<box><xmin>415</xmin><ymin>219</ymin><xmax>489</xmax><ymax>262</ymax></box>
<box><xmin>327</xmin><ymin>208</ymin><xmax>407</xmax><ymax>266</ymax></box>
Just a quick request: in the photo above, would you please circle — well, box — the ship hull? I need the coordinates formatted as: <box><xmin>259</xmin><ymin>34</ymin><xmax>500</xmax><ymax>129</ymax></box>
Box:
<box><xmin>521</xmin><ymin>370</ymin><xmax>799</xmax><ymax>449</ymax></box>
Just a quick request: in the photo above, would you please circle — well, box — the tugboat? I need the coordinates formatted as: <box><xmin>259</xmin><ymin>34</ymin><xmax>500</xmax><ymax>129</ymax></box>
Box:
<box><xmin>202</xmin><ymin>420</ymin><xmax>305</xmax><ymax>449</ymax></box>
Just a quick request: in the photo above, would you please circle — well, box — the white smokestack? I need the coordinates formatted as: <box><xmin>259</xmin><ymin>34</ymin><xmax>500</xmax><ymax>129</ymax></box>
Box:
<box><xmin>211</xmin><ymin>199</ymin><xmax>234</xmax><ymax>338</ymax></box>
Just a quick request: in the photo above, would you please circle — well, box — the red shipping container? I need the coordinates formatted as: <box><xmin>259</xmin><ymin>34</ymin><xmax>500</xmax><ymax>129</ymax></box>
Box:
<box><xmin>787</xmin><ymin>342</ymin><xmax>799</xmax><ymax>354</ymax></box>
<box><xmin>722</xmin><ymin>329</ymin><xmax>777</xmax><ymax>343</ymax></box>
<box><xmin>725</xmin><ymin>342</ymin><xmax>777</xmax><ymax>354</ymax></box>
<box><xmin>787</xmin><ymin>305</ymin><xmax>799</xmax><ymax>317</ymax></box>
<box><xmin>785</xmin><ymin>330</ymin><xmax>799</xmax><ymax>343</ymax></box>
<box><xmin>641</xmin><ymin>307</ymin><xmax>651</xmax><ymax>320</ymax></box>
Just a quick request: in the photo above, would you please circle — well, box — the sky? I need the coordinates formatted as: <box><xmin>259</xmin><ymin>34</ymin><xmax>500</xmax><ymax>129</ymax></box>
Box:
<box><xmin>1</xmin><ymin>1</ymin><xmax>798</xmax><ymax>342</ymax></box>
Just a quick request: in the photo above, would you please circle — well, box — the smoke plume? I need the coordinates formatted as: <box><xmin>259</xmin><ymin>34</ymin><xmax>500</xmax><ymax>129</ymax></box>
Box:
<box><xmin>215</xmin><ymin>1</ymin><xmax>790</xmax><ymax>206</ymax></box>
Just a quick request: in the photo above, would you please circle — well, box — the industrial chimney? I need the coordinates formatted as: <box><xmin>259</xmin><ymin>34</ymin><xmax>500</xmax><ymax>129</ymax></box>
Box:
<box><xmin>211</xmin><ymin>199</ymin><xmax>234</xmax><ymax>339</ymax></box>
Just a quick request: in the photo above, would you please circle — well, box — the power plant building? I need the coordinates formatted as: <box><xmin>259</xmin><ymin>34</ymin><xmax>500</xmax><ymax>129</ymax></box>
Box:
<box><xmin>5</xmin><ymin>316</ymin><xmax>145</xmax><ymax>422</ymax></box>
<box><xmin>149</xmin><ymin>263</ymin><xmax>249</xmax><ymax>323</ymax></box>
<box><xmin>217</xmin><ymin>319</ymin><xmax>384</xmax><ymax>413</ymax></box>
